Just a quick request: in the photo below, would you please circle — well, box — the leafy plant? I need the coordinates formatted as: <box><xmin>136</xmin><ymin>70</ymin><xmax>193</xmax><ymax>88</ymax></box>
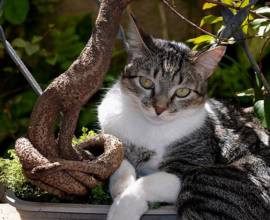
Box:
<box><xmin>187</xmin><ymin>0</ymin><xmax>270</xmax><ymax>129</ymax></box>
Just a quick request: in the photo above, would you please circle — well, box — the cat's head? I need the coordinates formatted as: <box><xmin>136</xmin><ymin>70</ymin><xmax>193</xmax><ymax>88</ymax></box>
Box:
<box><xmin>120</xmin><ymin>15</ymin><xmax>225</xmax><ymax>123</ymax></box>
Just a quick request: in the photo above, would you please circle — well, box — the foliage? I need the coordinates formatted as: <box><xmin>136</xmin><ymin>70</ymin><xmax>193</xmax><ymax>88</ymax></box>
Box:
<box><xmin>72</xmin><ymin>127</ymin><xmax>96</xmax><ymax>145</ymax></box>
<box><xmin>0</xmin><ymin>128</ymin><xmax>112</xmax><ymax>204</ymax></box>
<box><xmin>3</xmin><ymin>0</ymin><xmax>29</xmax><ymax>25</ymax></box>
<box><xmin>0</xmin><ymin>0</ymin><xmax>126</xmax><ymax>154</ymax></box>
<box><xmin>90</xmin><ymin>185</ymin><xmax>112</xmax><ymax>205</ymax></box>
<box><xmin>187</xmin><ymin>0</ymin><xmax>270</xmax><ymax>128</ymax></box>
<box><xmin>0</xmin><ymin>149</ymin><xmax>25</xmax><ymax>192</ymax></box>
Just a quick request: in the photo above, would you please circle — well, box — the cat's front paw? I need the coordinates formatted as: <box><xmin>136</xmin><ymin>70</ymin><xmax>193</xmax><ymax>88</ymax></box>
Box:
<box><xmin>107</xmin><ymin>190</ymin><xmax>148</xmax><ymax>220</ymax></box>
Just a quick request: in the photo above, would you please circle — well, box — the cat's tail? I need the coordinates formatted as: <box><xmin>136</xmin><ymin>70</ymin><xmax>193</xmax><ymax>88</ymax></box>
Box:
<box><xmin>176</xmin><ymin>159</ymin><xmax>270</xmax><ymax>220</ymax></box>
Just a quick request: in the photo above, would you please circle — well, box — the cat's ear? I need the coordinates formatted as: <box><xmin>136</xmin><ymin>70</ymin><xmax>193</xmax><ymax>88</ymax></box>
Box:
<box><xmin>193</xmin><ymin>46</ymin><xmax>226</xmax><ymax>79</ymax></box>
<box><xmin>127</xmin><ymin>12</ymin><xmax>154</xmax><ymax>58</ymax></box>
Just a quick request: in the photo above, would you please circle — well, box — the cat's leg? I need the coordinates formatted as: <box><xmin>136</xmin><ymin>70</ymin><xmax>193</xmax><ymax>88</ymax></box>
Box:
<box><xmin>107</xmin><ymin>171</ymin><xmax>180</xmax><ymax>220</ymax></box>
<box><xmin>109</xmin><ymin>159</ymin><xmax>136</xmax><ymax>198</ymax></box>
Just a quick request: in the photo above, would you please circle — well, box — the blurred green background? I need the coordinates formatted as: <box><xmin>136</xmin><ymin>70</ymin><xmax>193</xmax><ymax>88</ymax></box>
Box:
<box><xmin>0</xmin><ymin>0</ymin><xmax>270</xmax><ymax>157</ymax></box>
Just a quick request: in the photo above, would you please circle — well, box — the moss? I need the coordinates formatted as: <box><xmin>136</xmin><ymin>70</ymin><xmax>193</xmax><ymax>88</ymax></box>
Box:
<box><xmin>0</xmin><ymin>149</ymin><xmax>26</xmax><ymax>192</ymax></box>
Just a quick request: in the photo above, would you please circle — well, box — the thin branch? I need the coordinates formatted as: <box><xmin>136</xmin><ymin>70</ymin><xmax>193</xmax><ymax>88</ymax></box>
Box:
<box><xmin>161</xmin><ymin>0</ymin><xmax>216</xmax><ymax>37</ymax></box>
<box><xmin>204</xmin><ymin>0</ymin><xmax>270</xmax><ymax>20</ymax></box>
<box><xmin>158</xmin><ymin>2</ymin><xmax>169</xmax><ymax>39</ymax></box>
<box><xmin>242</xmin><ymin>40</ymin><xmax>270</xmax><ymax>95</ymax></box>
<box><xmin>259</xmin><ymin>36</ymin><xmax>270</xmax><ymax>70</ymax></box>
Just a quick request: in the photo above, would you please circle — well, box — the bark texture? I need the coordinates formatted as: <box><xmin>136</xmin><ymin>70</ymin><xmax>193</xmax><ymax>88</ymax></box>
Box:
<box><xmin>15</xmin><ymin>0</ymin><xmax>133</xmax><ymax>198</ymax></box>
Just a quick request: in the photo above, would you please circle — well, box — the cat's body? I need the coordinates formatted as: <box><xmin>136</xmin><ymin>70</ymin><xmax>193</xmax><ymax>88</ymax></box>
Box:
<box><xmin>98</xmin><ymin>16</ymin><xmax>270</xmax><ymax>220</ymax></box>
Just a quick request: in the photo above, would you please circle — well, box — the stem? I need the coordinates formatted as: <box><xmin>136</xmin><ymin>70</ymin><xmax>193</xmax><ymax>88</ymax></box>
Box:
<box><xmin>158</xmin><ymin>2</ymin><xmax>169</xmax><ymax>39</ymax></box>
<box><xmin>259</xmin><ymin>36</ymin><xmax>270</xmax><ymax>70</ymax></box>
<box><xmin>242</xmin><ymin>41</ymin><xmax>270</xmax><ymax>96</ymax></box>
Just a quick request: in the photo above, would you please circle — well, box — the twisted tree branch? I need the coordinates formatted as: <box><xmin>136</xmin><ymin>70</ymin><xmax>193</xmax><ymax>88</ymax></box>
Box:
<box><xmin>15</xmin><ymin>0</ymin><xmax>133</xmax><ymax>198</ymax></box>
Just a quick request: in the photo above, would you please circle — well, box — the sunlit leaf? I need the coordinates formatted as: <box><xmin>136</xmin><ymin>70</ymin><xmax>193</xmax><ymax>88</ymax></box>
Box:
<box><xmin>221</xmin><ymin>0</ymin><xmax>234</xmax><ymax>5</ymax></box>
<box><xmin>254</xmin><ymin>99</ymin><xmax>270</xmax><ymax>129</ymax></box>
<box><xmin>250</xmin><ymin>18</ymin><xmax>270</xmax><ymax>32</ymax></box>
<box><xmin>251</xmin><ymin>18</ymin><xmax>269</xmax><ymax>26</ymax></box>
<box><xmin>3</xmin><ymin>0</ymin><xmax>29</xmax><ymax>25</ymax></box>
<box><xmin>187</xmin><ymin>35</ymin><xmax>215</xmax><ymax>49</ymax></box>
<box><xmin>236</xmin><ymin>0</ymin><xmax>249</xmax><ymax>8</ymax></box>
<box><xmin>202</xmin><ymin>3</ymin><xmax>217</xmax><ymax>10</ymax></box>
<box><xmin>187</xmin><ymin>35</ymin><xmax>215</xmax><ymax>44</ymax></box>
<box><xmin>257</xmin><ymin>24</ymin><xmax>270</xmax><ymax>37</ymax></box>
<box><xmin>236</xmin><ymin>88</ymin><xmax>254</xmax><ymax>97</ymax></box>
<box><xmin>255</xmin><ymin>6</ymin><xmax>270</xmax><ymax>14</ymax></box>
<box><xmin>242</xmin><ymin>17</ymin><xmax>249</xmax><ymax>34</ymax></box>
<box><xmin>254</xmin><ymin>100</ymin><xmax>265</xmax><ymax>126</ymax></box>
<box><xmin>200</xmin><ymin>15</ymin><xmax>223</xmax><ymax>27</ymax></box>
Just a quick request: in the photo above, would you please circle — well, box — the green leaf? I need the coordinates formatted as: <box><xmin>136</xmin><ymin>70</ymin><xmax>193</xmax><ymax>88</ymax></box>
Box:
<box><xmin>236</xmin><ymin>88</ymin><xmax>254</xmax><ymax>97</ymax></box>
<box><xmin>24</xmin><ymin>43</ymin><xmax>40</xmax><ymax>56</ymax></box>
<box><xmin>236</xmin><ymin>0</ymin><xmax>249</xmax><ymax>8</ymax></box>
<box><xmin>251</xmin><ymin>18</ymin><xmax>268</xmax><ymax>29</ymax></box>
<box><xmin>31</xmin><ymin>36</ymin><xmax>43</xmax><ymax>44</ymax></box>
<box><xmin>202</xmin><ymin>3</ymin><xmax>217</xmax><ymax>10</ymax></box>
<box><xmin>221</xmin><ymin>0</ymin><xmax>234</xmax><ymax>4</ymax></box>
<box><xmin>257</xmin><ymin>24</ymin><xmax>270</xmax><ymax>37</ymax></box>
<box><xmin>3</xmin><ymin>0</ymin><xmax>29</xmax><ymax>25</ymax></box>
<box><xmin>12</xmin><ymin>38</ymin><xmax>27</xmax><ymax>48</ymax></box>
<box><xmin>187</xmin><ymin>35</ymin><xmax>215</xmax><ymax>49</ymax></box>
<box><xmin>46</xmin><ymin>54</ymin><xmax>58</xmax><ymax>65</ymax></box>
<box><xmin>254</xmin><ymin>99</ymin><xmax>270</xmax><ymax>129</ymax></box>
<box><xmin>242</xmin><ymin>17</ymin><xmax>249</xmax><ymax>34</ymax></box>
<box><xmin>200</xmin><ymin>15</ymin><xmax>223</xmax><ymax>27</ymax></box>
<box><xmin>12</xmin><ymin>38</ymin><xmax>40</xmax><ymax>56</ymax></box>
<box><xmin>254</xmin><ymin>100</ymin><xmax>265</xmax><ymax>126</ymax></box>
<box><xmin>255</xmin><ymin>6</ymin><xmax>270</xmax><ymax>14</ymax></box>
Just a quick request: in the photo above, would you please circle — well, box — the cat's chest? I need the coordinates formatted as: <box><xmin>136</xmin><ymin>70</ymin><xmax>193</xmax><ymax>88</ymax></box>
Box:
<box><xmin>99</xmin><ymin>103</ymin><xmax>171</xmax><ymax>171</ymax></box>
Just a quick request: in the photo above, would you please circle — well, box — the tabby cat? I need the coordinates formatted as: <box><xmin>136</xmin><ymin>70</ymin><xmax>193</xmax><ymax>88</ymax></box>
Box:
<box><xmin>97</xmin><ymin>16</ymin><xmax>270</xmax><ymax>220</ymax></box>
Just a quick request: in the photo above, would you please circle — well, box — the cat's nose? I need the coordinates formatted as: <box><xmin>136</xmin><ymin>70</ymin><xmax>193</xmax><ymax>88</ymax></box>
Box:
<box><xmin>154</xmin><ymin>105</ymin><xmax>167</xmax><ymax>115</ymax></box>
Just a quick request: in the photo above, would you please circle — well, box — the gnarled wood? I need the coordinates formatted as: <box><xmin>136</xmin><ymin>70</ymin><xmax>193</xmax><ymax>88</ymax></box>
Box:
<box><xmin>15</xmin><ymin>0</ymin><xmax>133</xmax><ymax>198</ymax></box>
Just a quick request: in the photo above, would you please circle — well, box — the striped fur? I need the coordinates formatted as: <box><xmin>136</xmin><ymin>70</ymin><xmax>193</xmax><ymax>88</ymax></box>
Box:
<box><xmin>160</xmin><ymin>100</ymin><xmax>270</xmax><ymax>220</ymax></box>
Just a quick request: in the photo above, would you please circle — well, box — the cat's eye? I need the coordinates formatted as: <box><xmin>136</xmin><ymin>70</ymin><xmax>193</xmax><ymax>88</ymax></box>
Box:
<box><xmin>139</xmin><ymin>76</ymin><xmax>154</xmax><ymax>89</ymax></box>
<box><xmin>175</xmin><ymin>88</ymin><xmax>191</xmax><ymax>98</ymax></box>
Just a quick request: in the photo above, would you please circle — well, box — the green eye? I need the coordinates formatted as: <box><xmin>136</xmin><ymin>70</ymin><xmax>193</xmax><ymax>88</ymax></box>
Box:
<box><xmin>139</xmin><ymin>76</ymin><xmax>154</xmax><ymax>89</ymax></box>
<box><xmin>175</xmin><ymin>88</ymin><xmax>191</xmax><ymax>98</ymax></box>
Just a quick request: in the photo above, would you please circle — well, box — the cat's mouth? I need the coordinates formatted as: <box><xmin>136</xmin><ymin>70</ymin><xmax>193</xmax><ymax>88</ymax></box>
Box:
<box><xmin>141</xmin><ymin>108</ymin><xmax>176</xmax><ymax>124</ymax></box>
<box><xmin>143</xmin><ymin>114</ymin><xmax>168</xmax><ymax>124</ymax></box>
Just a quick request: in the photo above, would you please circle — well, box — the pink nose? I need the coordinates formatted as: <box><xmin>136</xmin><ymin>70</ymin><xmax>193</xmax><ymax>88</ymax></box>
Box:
<box><xmin>154</xmin><ymin>106</ymin><xmax>167</xmax><ymax>115</ymax></box>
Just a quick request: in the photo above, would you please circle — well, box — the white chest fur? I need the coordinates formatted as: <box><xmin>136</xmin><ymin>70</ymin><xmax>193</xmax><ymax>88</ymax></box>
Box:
<box><xmin>98</xmin><ymin>82</ymin><xmax>207</xmax><ymax>172</ymax></box>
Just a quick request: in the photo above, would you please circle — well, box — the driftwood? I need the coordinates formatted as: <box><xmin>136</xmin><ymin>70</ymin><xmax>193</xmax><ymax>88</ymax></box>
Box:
<box><xmin>14</xmin><ymin>0</ymin><xmax>133</xmax><ymax>199</ymax></box>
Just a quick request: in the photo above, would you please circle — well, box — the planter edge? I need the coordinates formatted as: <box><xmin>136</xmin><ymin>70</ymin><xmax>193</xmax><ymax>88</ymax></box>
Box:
<box><xmin>5</xmin><ymin>190</ymin><xmax>177</xmax><ymax>215</ymax></box>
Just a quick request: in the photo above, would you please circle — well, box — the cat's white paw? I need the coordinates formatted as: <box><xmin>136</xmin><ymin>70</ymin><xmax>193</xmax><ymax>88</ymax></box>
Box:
<box><xmin>107</xmin><ymin>190</ymin><xmax>148</xmax><ymax>220</ymax></box>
